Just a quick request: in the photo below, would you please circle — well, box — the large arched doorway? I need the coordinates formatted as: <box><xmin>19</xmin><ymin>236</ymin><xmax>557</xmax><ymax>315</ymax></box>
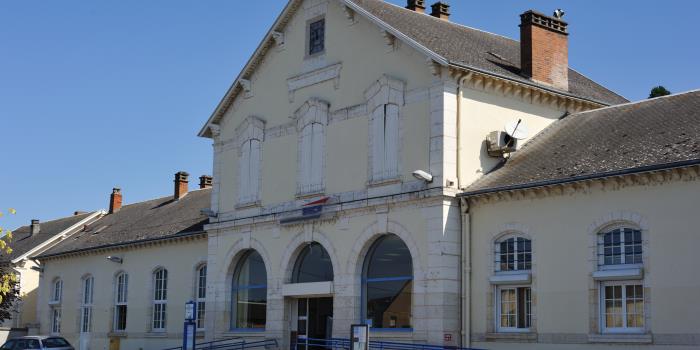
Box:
<box><xmin>291</xmin><ymin>243</ymin><xmax>334</xmax><ymax>349</ymax></box>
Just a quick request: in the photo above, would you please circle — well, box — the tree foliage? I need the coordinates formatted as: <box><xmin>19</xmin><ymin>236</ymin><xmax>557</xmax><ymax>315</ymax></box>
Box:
<box><xmin>649</xmin><ymin>86</ymin><xmax>671</xmax><ymax>98</ymax></box>
<box><xmin>0</xmin><ymin>209</ymin><xmax>20</xmax><ymax>322</ymax></box>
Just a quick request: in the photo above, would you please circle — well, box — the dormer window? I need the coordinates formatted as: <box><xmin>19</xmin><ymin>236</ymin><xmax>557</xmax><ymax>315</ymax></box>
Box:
<box><xmin>308</xmin><ymin>18</ymin><xmax>325</xmax><ymax>56</ymax></box>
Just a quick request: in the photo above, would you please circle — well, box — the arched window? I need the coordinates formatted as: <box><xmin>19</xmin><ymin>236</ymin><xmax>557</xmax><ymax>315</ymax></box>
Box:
<box><xmin>152</xmin><ymin>268</ymin><xmax>168</xmax><ymax>331</ymax></box>
<box><xmin>292</xmin><ymin>243</ymin><xmax>333</xmax><ymax>283</ymax></box>
<box><xmin>495</xmin><ymin>236</ymin><xmax>532</xmax><ymax>272</ymax></box>
<box><xmin>362</xmin><ymin>234</ymin><xmax>412</xmax><ymax>329</ymax></box>
<box><xmin>114</xmin><ymin>272</ymin><xmax>128</xmax><ymax>331</ymax></box>
<box><xmin>196</xmin><ymin>264</ymin><xmax>207</xmax><ymax>330</ymax></box>
<box><xmin>598</xmin><ymin>227</ymin><xmax>642</xmax><ymax>266</ymax></box>
<box><xmin>232</xmin><ymin>251</ymin><xmax>267</xmax><ymax>330</ymax></box>
<box><xmin>80</xmin><ymin>276</ymin><xmax>94</xmax><ymax>333</ymax></box>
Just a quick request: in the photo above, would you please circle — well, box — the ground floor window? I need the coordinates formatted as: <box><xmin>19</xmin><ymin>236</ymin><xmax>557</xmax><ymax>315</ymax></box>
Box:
<box><xmin>232</xmin><ymin>250</ymin><xmax>267</xmax><ymax>329</ymax></box>
<box><xmin>114</xmin><ymin>305</ymin><xmax>127</xmax><ymax>331</ymax></box>
<box><xmin>80</xmin><ymin>307</ymin><xmax>92</xmax><ymax>333</ymax></box>
<box><xmin>51</xmin><ymin>307</ymin><xmax>61</xmax><ymax>334</ymax></box>
<box><xmin>601</xmin><ymin>282</ymin><xmax>644</xmax><ymax>332</ymax></box>
<box><xmin>496</xmin><ymin>286</ymin><xmax>531</xmax><ymax>331</ymax></box>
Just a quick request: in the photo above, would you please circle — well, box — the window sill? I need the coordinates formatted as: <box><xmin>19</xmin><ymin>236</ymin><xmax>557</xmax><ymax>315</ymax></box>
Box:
<box><xmin>490</xmin><ymin>272</ymin><xmax>531</xmax><ymax>285</ymax></box>
<box><xmin>592</xmin><ymin>267</ymin><xmax>644</xmax><ymax>281</ymax></box>
<box><xmin>368</xmin><ymin>177</ymin><xmax>402</xmax><ymax>187</ymax></box>
<box><xmin>485</xmin><ymin>332</ymin><xmax>537</xmax><ymax>342</ymax></box>
<box><xmin>588</xmin><ymin>333</ymin><xmax>652</xmax><ymax>344</ymax></box>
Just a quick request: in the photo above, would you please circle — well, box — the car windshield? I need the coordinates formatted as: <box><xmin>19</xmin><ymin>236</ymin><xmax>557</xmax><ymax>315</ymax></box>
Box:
<box><xmin>42</xmin><ymin>338</ymin><xmax>70</xmax><ymax>348</ymax></box>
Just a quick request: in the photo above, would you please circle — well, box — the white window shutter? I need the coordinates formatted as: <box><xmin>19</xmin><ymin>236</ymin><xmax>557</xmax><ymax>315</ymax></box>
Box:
<box><xmin>300</xmin><ymin>125</ymin><xmax>312</xmax><ymax>190</ymax></box>
<box><xmin>311</xmin><ymin>123</ymin><xmax>324</xmax><ymax>189</ymax></box>
<box><xmin>249</xmin><ymin>139</ymin><xmax>261</xmax><ymax>201</ymax></box>
<box><xmin>371</xmin><ymin>106</ymin><xmax>385</xmax><ymax>180</ymax></box>
<box><xmin>385</xmin><ymin>104</ymin><xmax>399</xmax><ymax>178</ymax></box>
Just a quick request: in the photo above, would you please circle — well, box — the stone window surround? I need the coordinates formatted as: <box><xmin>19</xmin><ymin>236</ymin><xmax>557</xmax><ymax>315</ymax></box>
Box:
<box><xmin>194</xmin><ymin>261</ymin><xmax>208</xmax><ymax>332</ymax></box>
<box><xmin>234</xmin><ymin>116</ymin><xmax>266</xmax><ymax>208</ymax></box>
<box><xmin>587</xmin><ymin>212</ymin><xmax>651</xmax><ymax>341</ymax></box>
<box><xmin>111</xmin><ymin>270</ymin><xmax>129</xmax><ymax>334</ymax></box>
<box><xmin>149</xmin><ymin>266</ymin><xmax>169</xmax><ymax>334</ymax></box>
<box><xmin>486</xmin><ymin>224</ymin><xmax>537</xmax><ymax>337</ymax></box>
<box><xmin>364</xmin><ymin>75</ymin><xmax>406</xmax><ymax>186</ymax></box>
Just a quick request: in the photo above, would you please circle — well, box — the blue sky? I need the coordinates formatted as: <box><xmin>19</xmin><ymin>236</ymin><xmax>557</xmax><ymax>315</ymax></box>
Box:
<box><xmin>1</xmin><ymin>0</ymin><xmax>698</xmax><ymax>231</ymax></box>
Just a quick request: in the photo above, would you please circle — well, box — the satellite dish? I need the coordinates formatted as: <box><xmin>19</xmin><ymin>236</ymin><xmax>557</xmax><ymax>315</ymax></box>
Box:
<box><xmin>505</xmin><ymin>119</ymin><xmax>529</xmax><ymax>140</ymax></box>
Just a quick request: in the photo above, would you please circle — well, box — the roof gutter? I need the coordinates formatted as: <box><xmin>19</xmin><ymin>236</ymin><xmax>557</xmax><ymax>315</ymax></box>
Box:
<box><xmin>458</xmin><ymin>159</ymin><xmax>700</xmax><ymax>198</ymax></box>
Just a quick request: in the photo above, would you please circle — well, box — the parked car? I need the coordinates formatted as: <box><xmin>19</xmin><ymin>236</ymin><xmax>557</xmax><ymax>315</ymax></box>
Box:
<box><xmin>0</xmin><ymin>336</ymin><xmax>73</xmax><ymax>350</ymax></box>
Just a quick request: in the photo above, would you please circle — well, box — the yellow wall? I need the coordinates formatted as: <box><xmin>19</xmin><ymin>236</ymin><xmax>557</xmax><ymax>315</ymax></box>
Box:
<box><xmin>39</xmin><ymin>239</ymin><xmax>207</xmax><ymax>350</ymax></box>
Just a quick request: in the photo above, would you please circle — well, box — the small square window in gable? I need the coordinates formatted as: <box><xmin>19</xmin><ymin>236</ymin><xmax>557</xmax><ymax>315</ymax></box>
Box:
<box><xmin>308</xmin><ymin>18</ymin><xmax>325</xmax><ymax>56</ymax></box>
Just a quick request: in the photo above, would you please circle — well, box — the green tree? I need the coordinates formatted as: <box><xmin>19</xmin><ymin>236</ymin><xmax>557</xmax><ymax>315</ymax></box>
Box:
<box><xmin>649</xmin><ymin>86</ymin><xmax>671</xmax><ymax>98</ymax></box>
<box><xmin>0</xmin><ymin>209</ymin><xmax>20</xmax><ymax>322</ymax></box>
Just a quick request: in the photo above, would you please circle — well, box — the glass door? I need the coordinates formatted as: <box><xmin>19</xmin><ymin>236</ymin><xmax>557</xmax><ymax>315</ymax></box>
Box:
<box><xmin>296</xmin><ymin>298</ymin><xmax>333</xmax><ymax>350</ymax></box>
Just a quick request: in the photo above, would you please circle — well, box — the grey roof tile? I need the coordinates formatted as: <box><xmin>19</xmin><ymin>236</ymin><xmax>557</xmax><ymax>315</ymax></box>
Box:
<box><xmin>464</xmin><ymin>91</ymin><xmax>700</xmax><ymax>194</ymax></box>
<box><xmin>36</xmin><ymin>189</ymin><xmax>211</xmax><ymax>258</ymax></box>
<box><xmin>350</xmin><ymin>0</ymin><xmax>628</xmax><ymax>105</ymax></box>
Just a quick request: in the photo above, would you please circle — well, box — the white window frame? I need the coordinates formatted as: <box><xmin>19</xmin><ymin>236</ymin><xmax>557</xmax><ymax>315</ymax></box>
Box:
<box><xmin>49</xmin><ymin>279</ymin><xmax>62</xmax><ymax>304</ymax></box>
<box><xmin>597</xmin><ymin>226</ymin><xmax>643</xmax><ymax>270</ymax></box>
<box><xmin>294</xmin><ymin>99</ymin><xmax>328</xmax><ymax>196</ymax></box>
<box><xmin>114</xmin><ymin>272</ymin><xmax>128</xmax><ymax>332</ymax></box>
<box><xmin>495</xmin><ymin>285</ymin><xmax>532</xmax><ymax>333</ymax></box>
<box><xmin>80</xmin><ymin>276</ymin><xmax>94</xmax><ymax>334</ymax></box>
<box><xmin>599</xmin><ymin>281</ymin><xmax>645</xmax><ymax>334</ymax></box>
<box><xmin>494</xmin><ymin>236</ymin><xmax>532</xmax><ymax>273</ymax></box>
<box><xmin>196</xmin><ymin>264</ymin><xmax>207</xmax><ymax>331</ymax></box>
<box><xmin>50</xmin><ymin>306</ymin><xmax>61</xmax><ymax>334</ymax></box>
<box><xmin>152</xmin><ymin>268</ymin><xmax>168</xmax><ymax>332</ymax></box>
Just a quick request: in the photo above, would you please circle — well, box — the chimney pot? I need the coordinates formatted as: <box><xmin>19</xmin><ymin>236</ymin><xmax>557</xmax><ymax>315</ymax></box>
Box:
<box><xmin>174</xmin><ymin>171</ymin><xmax>189</xmax><ymax>200</ymax></box>
<box><xmin>30</xmin><ymin>219</ymin><xmax>40</xmax><ymax>235</ymax></box>
<box><xmin>519</xmin><ymin>10</ymin><xmax>569</xmax><ymax>90</ymax></box>
<box><xmin>406</xmin><ymin>0</ymin><xmax>426</xmax><ymax>13</ymax></box>
<box><xmin>430</xmin><ymin>2</ymin><xmax>450</xmax><ymax>20</ymax></box>
<box><xmin>109</xmin><ymin>188</ymin><xmax>122</xmax><ymax>214</ymax></box>
<box><xmin>199</xmin><ymin>175</ymin><xmax>213</xmax><ymax>189</ymax></box>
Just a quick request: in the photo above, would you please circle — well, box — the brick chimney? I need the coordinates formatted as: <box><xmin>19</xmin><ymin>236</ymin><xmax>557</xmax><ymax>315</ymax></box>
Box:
<box><xmin>30</xmin><ymin>219</ymin><xmax>40</xmax><ymax>236</ymax></box>
<box><xmin>520</xmin><ymin>10</ymin><xmax>569</xmax><ymax>91</ymax></box>
<box><xmin>109</xmin><ymin>188</ymin><xmax>122</xmax><ymax>214</ymax></box>
<box><xmin>174</xmin><ymin>171</ymin><xmax>189</xmax><ymax>200</ymax></box>
<box><xmin>430</xmin><ymin>2</ymin><xmax>450</xmax><ymax>20</ymax></box>
<box><xmin>199</xmin><ymin>175</ymin><xmax>213</xmax><ymax>189</ymax></box>
<box><xmin>406</xmin><ymin>0</ymin><xmax>426</xmax><ymax>13</ymax></box>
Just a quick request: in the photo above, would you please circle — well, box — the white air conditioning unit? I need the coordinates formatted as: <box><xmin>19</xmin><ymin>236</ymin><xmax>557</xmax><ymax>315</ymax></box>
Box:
<box><xmin>486</xmin><ymin>131</ymin><xmax>517</xmax><ymax>157</ymax></box>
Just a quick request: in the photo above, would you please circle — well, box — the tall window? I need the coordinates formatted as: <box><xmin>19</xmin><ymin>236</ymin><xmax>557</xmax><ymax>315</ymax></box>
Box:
<box><xmin>362</xmin><ymin>234</ymin><xmax>413</xmax><ymax>329</ymax></box>
<box><xmin>371</xmin><ymin>104</ymin><xmax>399</xmax><ymax>181</ymax></box>
<box><xmin>495</xmin><ymin>237</ymin><xmax>532</xmax><ymax>272</ymax></box>
<box><xmin>598</xmin><ymin>227</ymin><xmax>642</xmax><ymax>266</ymax></box>
<box><xmin>152</xmin><ymin>268</ymin><xmax>168</xmax><ymax>331</ymax></box>
<box><xmin>596</xmin><ymin>225</ymin><xmax>645</xmax><ymax>333</ymax></box>
<box><xmin>114</xmin><ymin>272</ymin><xmax>128</xmax><ymax>331</ymax></box>
<box><xmin>80</xmin><ymin>276</ymin><xmax>94</xmax><ymax>333</ymax></box>
<box><xmin>601</xmin><ymin>282</ymin><xmax>644</xmax><ymax>332</ymax></box>
<box><xmin>239</xmin><ymin>139</ymin><xmax>261</xmax><ymax>204</ymax></box>
<box><xmin>232</xmin><ymin>251</ymin><xmax>267</xmax><ymax>330</ymax></box>
<box><xmin>49</xmin><ymin>278</ymin><xmax>62</xmax><ymax>334</ymax></box>
<box><xmin>196</xmin><ymin>265</ymin><xmax>207</xmax><ymax>330</ymax></box>
<box><xmin>292</xmin><ymin>243</ymin><xmax>333</xmax><ymax>283</ymax></box>
<box><xmin>299</xmin><ymin>123</ymin><xmax>324</xmax><ymax>194</ymax></box>
<box><xmin>308</xmin><ymin>19</ymin><xmax>325</xmax><ymax>55</ymax></box>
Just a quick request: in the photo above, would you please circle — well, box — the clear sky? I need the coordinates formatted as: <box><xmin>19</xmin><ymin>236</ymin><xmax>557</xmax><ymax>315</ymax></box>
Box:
<box><xmin>1</xmin><ymin>0</ymin><xmax>698</xmax><ymax>231</ymax></box>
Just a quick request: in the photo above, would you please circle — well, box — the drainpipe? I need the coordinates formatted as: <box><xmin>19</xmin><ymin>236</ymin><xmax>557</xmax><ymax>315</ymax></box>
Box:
<box><xmin>459</xmin><ymin>197</ymin><xmax>472</xmax><ymax>347</ymax></box>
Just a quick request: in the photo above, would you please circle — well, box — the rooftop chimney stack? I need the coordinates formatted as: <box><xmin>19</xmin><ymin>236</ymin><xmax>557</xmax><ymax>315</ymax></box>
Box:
<box><xmin>430</xmin><ymin>2</ymin><xmax>450</xmax><ymax>20</ymax></box>
<box><xmin>30</xmin><ymin>219</ymin><xmax>40</xmax><ymax>236</ymax></box>
<box><xmin>519</xmin><ymin>10</ymin><xmax>569</xmax><ymax>91</ymax></box>
<box><xmin>406</xmin><ymin>0</ymin><xmax>426</xmax><ymax>13</ymax></box>
<box><xmin>109</xmin><ymin>188</ymin><xmax>122</xmax><ymax>214</ymax></box>
<box><xmin>199</xmin><ymin>175</ymin><xmax>213</xmax><ymax>189</ymax></box>
<box><xmin>174</xmin><ymin>171</ymin><xmax>189</xmax><ymax>200</ymax></box>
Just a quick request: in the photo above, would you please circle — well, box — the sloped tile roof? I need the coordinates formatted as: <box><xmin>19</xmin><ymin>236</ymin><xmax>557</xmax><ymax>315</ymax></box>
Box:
<box><xmin>464</xmin><ymin>90</ymin><xmax>700</xmax><ymax>194</ymax></box>
<box><xmin>349</xmin><ymin>0</ymin><xmax>628</xmax><ymax>105</ymax></box>
<box><xmin>3</xmin><ymin>213</ymin><xmax>94</xmax><ymax>263</ymax></box>
<box><xmin>36</xmin><ymin>189</ymin><xmax>211</xmax><ymax>258</ymax></box>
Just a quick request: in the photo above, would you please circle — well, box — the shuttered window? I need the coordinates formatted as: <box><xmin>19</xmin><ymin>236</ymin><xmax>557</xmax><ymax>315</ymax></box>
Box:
<box><xmin>371</xmin><ymin>104</ymin><xmax>399</xmax><ymax>181</ymax></box>
<box><xmin>299</xmin><ymin>123</ymin><xmax>324</xmax><ymax>194</ymax></box>
<box><xmin>239</xmin><ymin>139</ymin><xmax>261</xmax><ymax>204</ymax></box>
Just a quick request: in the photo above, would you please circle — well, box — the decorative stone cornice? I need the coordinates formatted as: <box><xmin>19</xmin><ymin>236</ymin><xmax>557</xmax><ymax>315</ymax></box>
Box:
<box><xmin>287</xmin><ymin>63</ymin><xmax>342</xmax><ymax>102</ymax></box>
<box><xmin>464</xmin><ymin>164</ymin><xmax>700</xmax><ymax>206</ymax></box>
